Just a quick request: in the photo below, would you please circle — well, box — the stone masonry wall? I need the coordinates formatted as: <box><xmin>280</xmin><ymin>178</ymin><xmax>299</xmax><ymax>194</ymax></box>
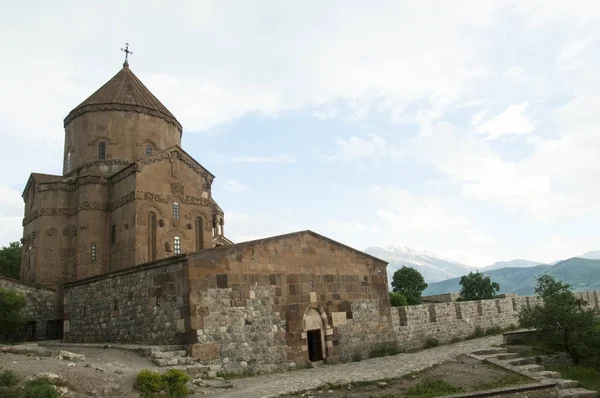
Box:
<box><xmin>63</xmin><ymin>258</ymin><xmax>191</xmax><ymax>345</ymax></box>
<box><xmin>0</xmin><ymin>276</ymin><xmax>60</xmax><ymax>340</ymax></box>
<box><xmin>392</xmin><ymin>291</ymin><xmax>600</xmax><ymax>350</ymax></box>
<box><xmin>186</xmin><ymin>231</ymin><xmax>393</xmax><ymax>371</ymax></box>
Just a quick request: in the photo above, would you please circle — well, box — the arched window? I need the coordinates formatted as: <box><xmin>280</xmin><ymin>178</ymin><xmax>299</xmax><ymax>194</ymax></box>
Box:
<box><xmin>98</xmin><ymin>142</ymin><xmax>106</xmax><ymax>160</ymax></box>
<box><xmin>145</xmin><ymin>145</ymin><xmax>153</xmax><ymax>157</ymax></box>
<box><xmin>147</xmin><ymin>212</ymin><xmax>157</xmax><ymax>261</ymax></box>
<box><xmin>174</xmin><ymin>236</ymin><xmax>181</xmax><ymax>254</ymax></box>
<box><xmin>173</xmin><ymin>202</ymin><xmax>180</xmax><ymax>219</ymax></box>
<box><xmin>66</xmin><ymin>152</ymin><xmax>71</xmax><ymax>172</ymax></box>
<box><xmin>195</xmin><ymin>217</ymin><xmax>204</xmax><ymax>250</ymax></box>
<box><xmin>91</xmin><ymin>243</ymin><xmax>97</xmax><ymax>262</ymax></box>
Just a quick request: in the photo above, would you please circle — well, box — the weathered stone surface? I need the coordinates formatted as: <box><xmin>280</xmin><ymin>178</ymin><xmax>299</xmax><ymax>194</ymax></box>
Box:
<box><xmin>0</xmin><ymin>277</ymin><xmax>59</xmax><ymax>340</ymax></box>
<box><xmin>58</xmin><ymin>350</ymin><xmax>85</xmax><ymax>361</ymax></box>
<box><xmin>0</xmin><ymin>344</ymin><xmax>53</xmax><ymax>357</ymax></box>
<box><xmin>188</xmin><ymin>342</ymin><xmax>220</xmax><ymax>361</ymax></box>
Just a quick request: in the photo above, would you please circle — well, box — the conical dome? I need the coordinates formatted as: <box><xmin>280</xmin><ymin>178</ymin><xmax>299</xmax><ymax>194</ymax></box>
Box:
<box><xmin>64</xmin><ymin>65</ymin><xmax>182</xmax><ymax>133</ymax></box>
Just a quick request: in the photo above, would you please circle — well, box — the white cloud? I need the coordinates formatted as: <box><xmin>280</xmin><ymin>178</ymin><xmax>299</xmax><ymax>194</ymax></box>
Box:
<box><xmin>558</xmin><ymin>36</ymin><xmax>595</xmax><ymax>63</ymax></box>
<box><xmin>474</xmin><ymin>102</ymin><xmax>536</xmax><ymax>140</ymax></box>
<box><xmin>325</xmin><ymin>134</ymin><xmax>405</xmax><ymax>166</ymax></box>
<box><xmin>228</xmin><ymin>154</ymin><xmax>296</xmax><ymax>163</ymax></box>
<box><xmin>0</xmin><ymin>185</ymin><xmax>24</xmax><ymax>246</ymax></box>
<box><xmin>223</xmin><ymin>179</ymin><xmax>250</xmax><ymax>194</ymax></box>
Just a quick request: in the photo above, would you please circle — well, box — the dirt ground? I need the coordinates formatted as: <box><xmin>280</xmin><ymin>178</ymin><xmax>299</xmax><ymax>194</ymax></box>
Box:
<box><xmin>280</xmin><ymin>355</ymin><xmax>532</xmax><ymax>398</ymax></box>
<box><xmin>0</xmin><ymin>344</ymin><xmax>230</xmax><ymax>397</ymax></box>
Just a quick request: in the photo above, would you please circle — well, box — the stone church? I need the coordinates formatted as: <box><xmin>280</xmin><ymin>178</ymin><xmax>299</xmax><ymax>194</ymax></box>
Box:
<box><xmin>21</xmin><ymin>56</ymin><xmax>232</xmax><ymax>287</ymax></box>
<box><xmin>16</xmin><ymin>54</ymin><xmax>396</xmax><ymax>370</ymax></box>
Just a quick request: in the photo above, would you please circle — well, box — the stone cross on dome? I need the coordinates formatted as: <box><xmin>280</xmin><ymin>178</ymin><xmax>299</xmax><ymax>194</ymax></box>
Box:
<box><xmin>121</xmin><ymin>42</ymin><xmax>133</xmax><ymax>67</ymax></box>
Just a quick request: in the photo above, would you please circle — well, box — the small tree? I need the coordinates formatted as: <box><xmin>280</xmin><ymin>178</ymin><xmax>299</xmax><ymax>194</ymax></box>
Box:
<box><xmin>0</xmin><ymin>241</ymin><xmax>21</xmax><ymax>279</ymax></box>
<box><xmin>518</xmin><ymin>275</ymin><xmax>599</xmax><ymax>365</ymax></box>
<box><xmin>458</xmin><ymin>271</ymin><xmax>500</xmax><ymax>301</ymax></box>
<box><xmin>391</xmin><ymin>266</ymin><xmax>428</xmax><ymax>305</ymax></box>
<box><xmin>389</xmin><ymin>292</ymin><xmax>408</xmax><ymax>307</ymax></box>
<box><xmin>0</xmin><ymin>287</ymin><xmax>27</xmax><ymax>341</ymax></box>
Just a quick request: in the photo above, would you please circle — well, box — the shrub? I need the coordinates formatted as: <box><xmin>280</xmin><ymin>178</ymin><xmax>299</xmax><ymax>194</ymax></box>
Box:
<box><xmin>351</xmin><ymin>351</ymin><xmax>363</xmax><ymax>362</ymax></box>
<box><xmin>0</xmin><ymin>288</ymin><xmax>27</xmax><ymax>341</ymax></box>
<box><xmin>24</xmin><ymin>378</ymin><xmax>59</xmax><ymax>398</ymax></box>
<box><xmin>484</xmin><ymin>326</ymin><xmax>503</xmax><ymax>336</ymax></box>
<box><xmin>424</xmin><ymin>338</ymin><xmax>439</xmax><ymax>348</ymax></box>
<box><xmin>472</xmin><ymin>326</ymin><xmax>485</xmax><ymax>338</ymax></box>
<box><xmin>162</xmin><ymin>369</ymin><xmax>189</xmax><ymax>398</ymax></box>
<box><xmin>0</xmin><ymin>371</ymin><xmax>17</xmax><ymax>387</ymax></box>
<box><xmin>0</xmin><ymin>386</ymin><xmax>20</xmax><ymax>398</ymax></box>
<box><xmin>135</xmin><ymin>369</ymin><xmax>165</xmax><ymax>396</ymax></box>
<box><xmin>389</xmin><ymin>292</ymin><xmax>409</xmax><ymax>307</ymax></box>
<box><xmin>519</xmin><ymin>275</ymin><xmax>600</xmax><ymax>365</ymax></box>
<box><xmin>368</xmin><ymin>342</ymin><xmax>400</xmax><ymax>358</ymax></box>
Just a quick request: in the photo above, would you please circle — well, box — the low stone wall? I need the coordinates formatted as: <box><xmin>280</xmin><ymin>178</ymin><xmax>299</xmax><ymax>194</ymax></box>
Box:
<box><xmin>0</xmin><ymin>276</ymin><xmax>60</xmax><ymax>340</ymax></box>
<box><xmin>421</xmin><ymin>292</ymin><xmax>460</xmax><ymax>303</ymax></box>
<box><xmin>63</xmin><ymin>259</ymin><xmax>191</xmax><ymax>345</ymax></box>
<box><xmin>443</xmin><ymin>382</ymin><xmax>559</xmax><ymax>397</ymax></box>
<box><xmin>392</xmin><ymin>291</ymin><xmax>600</xmax><ymax>350</ymax></box>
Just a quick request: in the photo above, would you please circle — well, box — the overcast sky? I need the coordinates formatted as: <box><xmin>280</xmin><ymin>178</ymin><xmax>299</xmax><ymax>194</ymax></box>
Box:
<box><xmin>1</xmin><ymin>0</ymin><xmax>599</xmax><ymax>266</ymax></box>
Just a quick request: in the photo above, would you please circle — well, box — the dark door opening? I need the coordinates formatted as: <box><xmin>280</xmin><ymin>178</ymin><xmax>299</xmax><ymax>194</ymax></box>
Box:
<box><xmin>46</xmin><ymin>320</ymin><xmax>63</xmax><ymax>340</ymax></box>
<box><xmin>307</xmin><ymin>329</ymin><xmax>323</xmax><ymax>362</ymax></box>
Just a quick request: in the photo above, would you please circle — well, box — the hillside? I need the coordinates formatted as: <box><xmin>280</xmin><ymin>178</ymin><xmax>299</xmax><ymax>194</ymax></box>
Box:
<box><xmin>483</xmin><ymin>259</ymin><xmax>542</xmax><ymax>271</ymax></box>
<box><xmin>364</xmin><ymin>245</ymin><xmax>472</xmax><ymax>283</ymax></box>
<box><xmin>422</xmin><ymin>257</ymin><xmax>600</xmax><ymax>296</ymax></box>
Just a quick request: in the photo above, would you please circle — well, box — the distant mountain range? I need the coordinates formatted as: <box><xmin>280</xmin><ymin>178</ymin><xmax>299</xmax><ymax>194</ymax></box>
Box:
<box><xmin>423</xmin><ymin>257</ymin><xmax>600</xmax><ymax>296</ymax></box>
<box><xmin>364</xmin><ymin>245</ymin><xmax>600</xmax><ymax>295</ymax></box>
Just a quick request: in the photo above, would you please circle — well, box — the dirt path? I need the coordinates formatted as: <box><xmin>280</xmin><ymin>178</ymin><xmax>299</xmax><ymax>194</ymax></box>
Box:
<box><xmin>218</xmin><ymin>335</ymin><xmax>504</xmax><ymax>398</ymax></box>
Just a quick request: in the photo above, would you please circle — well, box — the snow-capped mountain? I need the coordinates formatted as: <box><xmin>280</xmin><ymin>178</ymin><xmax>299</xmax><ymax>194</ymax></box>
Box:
<box><xmin>364</xmin><ymin>245</ymin><xmax>473</xmax><ymax>283</ymax></box>
<box><xmin>580</xmin><ymin>250</ymin><xmax>600</xmax><ymax>260</ymax></box>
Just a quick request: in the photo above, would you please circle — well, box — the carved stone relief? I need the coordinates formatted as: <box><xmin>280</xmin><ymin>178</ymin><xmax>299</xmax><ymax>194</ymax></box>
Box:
<box><xmin>171</xmin><ymin>182</ymin><xmax>184</xmax><ymax>195</ymax></box>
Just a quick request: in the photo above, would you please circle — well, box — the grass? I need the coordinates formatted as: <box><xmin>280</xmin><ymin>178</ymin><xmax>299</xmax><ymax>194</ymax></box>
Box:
<box><xmin>0</xmin><ymin>371</ymin><xmax>17</xmax><ymax>387</ymax></box>
<box><xmin>546</xmin><ymin>365</ymin><xmax>600</xmax><ymax>392</ymax></box>
<box><xmin>404</xmin><ymin>379</ymin><xmax>463</xmax><ymax>397</ymax></box>
<box><xmin>368</xmin><ymin>342</ymin><xmax>401</xmax><ymax>358</ymax></box>
<box><xmin>476</xmin><ymin>374</ymin><xmax>532</xmax><ymax>390</ymax></box>
<box><xmin>424</xmin><ymin>338</ymin><xmax>439</xmax><ymax>348</ymax></box>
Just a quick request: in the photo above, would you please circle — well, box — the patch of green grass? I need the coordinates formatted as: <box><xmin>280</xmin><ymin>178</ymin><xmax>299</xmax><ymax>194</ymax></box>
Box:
<box><xmin>546</xmin><ymin>365</ymin><xmax>600</xmax><ymax>392</ymax></box>
<box><xmin>476</xmin><ymin>374</ymin><xmax>531</xmax><ymax>390</ymax></box>
<box><xmin>368</xmin><ymin>342</ymin><xmax>401</xmax><ymax>358</ymax></box>
<box><xmin>0</xmin><ymin>371</ymin><xmax>17</xmax><ymax>387</ymax></box>
<box><xmin>424</xmin><ymin>338</ymin><xmax>439</xmax><ymax>348</ymax></box>
<box><xmin>24</xmin><ymin>378</ymin><xmax>59</xmax><ymax>398</ymax></box>
<box><xmin>351</xmin><ymin>351</ymin><xmax>363</xmax><ymax>362</ymax></box>
<box><xmin>404</xmin><ymin>379</ymin><xmax>463</xmax><ymax>397</ymax></box>
<box><xmin>0</xmin><ymin>386</ymin><xmax>21</xmax><ymax>398</ymax></box>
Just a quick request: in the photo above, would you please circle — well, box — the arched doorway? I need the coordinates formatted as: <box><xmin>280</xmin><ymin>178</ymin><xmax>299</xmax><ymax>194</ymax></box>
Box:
<box><xmin>304</xmin><ymin>308</ymin><xmax>326</xmax><ymax>362</ymax></box>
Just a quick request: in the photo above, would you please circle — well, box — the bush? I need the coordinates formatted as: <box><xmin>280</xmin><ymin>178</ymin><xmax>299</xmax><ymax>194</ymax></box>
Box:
<box><xmin>24</xmin><ymin>378</ymin><xmax>59</xmax><ymax>398</ymax></box>
<box><xmin>0</xmin><ymin>371</ymin><xmax>17</xmax><ymax>387</ymax></box>
<box><xmin>424</xmin><ymin>338</ymin><xmax>439</xmax><ymax>348</ymax></box>
<box><xmin>135</xmin><ymin>369</ymin><xmax>190</xmax><ymax>397</ymax></box>
<box><xmin>519</xmin><ymin>275</ymin><xmax>600</xmax><ymax>365</ymax></box>
<box><xmin>351</xmin><ymin>351</ymin><xmax>363</xmax><ymax>362</ymax></box>
<box><xmin>368</xmin><ymin>342</ymin><xmax>400</xmax><ymax>358</ymax></box>
<box><xmin>0</xmin><ymin>288</ymin><xmax>27</xmax><ymax>341</ymax></box>
<box><xmin>162</xmin><ymin>369</ymin><xmax>189</xmax><ymax>398</ymax></box>
<box><xmin>0</xmin><ymin>386</ymin><xmax>20</xmax><ymax>398</ymax></box>
<box><xmin>135</xmin><ymin>370</ymin><xmax>165</xmax><ymax>396</ymax></box>
<box><xmin>389</xmin><ymin>292</ymin><xmax>408</xmax><ymax>307</ymax></box>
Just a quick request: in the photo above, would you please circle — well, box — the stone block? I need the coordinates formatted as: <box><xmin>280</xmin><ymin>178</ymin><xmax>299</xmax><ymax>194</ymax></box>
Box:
<box><xmin>188</xmin><ymin>342</ymin><xmax>220</xmax><ymax>361</ymax></box>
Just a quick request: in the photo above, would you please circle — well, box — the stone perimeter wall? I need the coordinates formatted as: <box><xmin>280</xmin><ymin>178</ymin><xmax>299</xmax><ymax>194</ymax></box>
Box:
<box><xmin>0</xmin><ymin>276</ymin><xmax>60</xmax><ymax>340</ymax></box>
<box><xmin>392</xmin><ymin>291</ymin><xmax>600</xmax><ymax>351</ymax></box>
